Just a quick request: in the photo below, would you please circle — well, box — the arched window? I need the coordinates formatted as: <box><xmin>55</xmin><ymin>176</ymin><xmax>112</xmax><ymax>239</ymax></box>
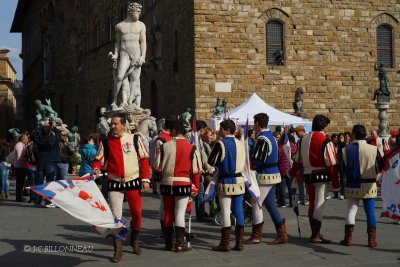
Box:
<box><xmin>266</xmin><ymin>21</ymin><xmax>284</xmax><ymax>65</ymax></box>
<box><xmin>377</xmin><ymin>25</ymin><xmax>393</xmax><ymax>68</ymax></box>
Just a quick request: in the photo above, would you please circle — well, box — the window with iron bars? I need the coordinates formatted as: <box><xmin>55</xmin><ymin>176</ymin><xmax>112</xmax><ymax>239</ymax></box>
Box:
<box><xmin>377</xmin><ymin>25</ymin><xmax>393</xmax><ymax>68</ymax></box>
<box><xmin>266</xmin><ymin>21</ymin><xmax>284</xmax><ymax>65</ymax></box>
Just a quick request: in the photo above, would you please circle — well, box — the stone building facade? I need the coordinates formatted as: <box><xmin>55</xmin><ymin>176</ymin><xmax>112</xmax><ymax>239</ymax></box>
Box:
<box><xmin>0</xmin><ymin>50</ymin><xmax>17</xmax><ymax>136</ymax></box>
<box><xmin>12</xmin><ymin>0</ymin><xmax>400</xmax><ymax>133</ymax></box>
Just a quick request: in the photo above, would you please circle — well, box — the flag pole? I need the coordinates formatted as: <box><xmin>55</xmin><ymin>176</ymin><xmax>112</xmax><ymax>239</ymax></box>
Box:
<box><xmin>187</xmin><ymin>209</ymin><xmax>192</xmax><ymax>248</ymax></box>
<box><xmin>291</xmin><ymin>178</ymin><xmax>301</xmax><ymax>237</ymax></box>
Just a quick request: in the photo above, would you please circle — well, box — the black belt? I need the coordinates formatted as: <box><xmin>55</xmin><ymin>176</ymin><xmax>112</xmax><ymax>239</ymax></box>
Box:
<box><xmin>346</xmin><ymin>178</ymin><xmax>376</xmax><ymax>184</ymax></box>
<box><xmin>255</xmin><ymin>163</ymin><xmax>278</xmax><ymax>171</ymax></box>
<box><xmin>303</xmin><ymin>173</ymin><xmax>330</xmax><ymax>184</ymax></box>
<box><xmin>220</xmin><ymin>172</ymin><xmax>242</xmax><ymax>178</ymax></box>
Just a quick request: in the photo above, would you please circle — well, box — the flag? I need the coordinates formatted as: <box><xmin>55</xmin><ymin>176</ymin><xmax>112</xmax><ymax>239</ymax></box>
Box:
<box><xmin>240</xmin><ymin>116</ymin><xmax>261</xmax><ymax>207</ymax></box>
<box><xmin>204</xmin><ymin>181</ymin><xmax>216</xmax><ymax>201</ymax></box>
<box><xmin>30</xmin><ymin>176</ymin><xmax>127</xmax><ymax>240</ymax></box>
<box><xmin>381</xmin><ymin>148</ymin><xmax>400</xmax><ymax>220</ymax></box>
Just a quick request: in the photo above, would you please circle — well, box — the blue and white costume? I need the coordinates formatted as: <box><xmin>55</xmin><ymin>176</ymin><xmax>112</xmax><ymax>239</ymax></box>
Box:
<box><xmin>340</xmin><ymin>140</ymin><xmax>383</xmax><ymax>247</ymax></box>
<box><xmin>245</xmin><ymin>129</ymin><xmax>287</xmax><ymax>245</ymax></box>
<box><xmin>208</xmin><ymin>135</ymin><xmax>246</xmax><ymax>227</ymax></box>
<box><xmin>251</xmin><ymin>129</ymin><xmax>283</xmax><ymax>227</ymax></box>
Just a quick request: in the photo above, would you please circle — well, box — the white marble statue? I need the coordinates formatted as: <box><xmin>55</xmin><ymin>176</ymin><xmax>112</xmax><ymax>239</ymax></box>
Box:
<box><xmin>109</xmin><ymin>1</ymin><xmax>147</xmax><ymax>110</ymax></box>
<box><xmin>96</xmin><ymin>107</ymin><xmax>110</xmax><ymax>135</ymax></box>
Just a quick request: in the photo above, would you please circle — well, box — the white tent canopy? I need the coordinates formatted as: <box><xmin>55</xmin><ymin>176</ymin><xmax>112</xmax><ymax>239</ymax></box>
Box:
<box><xmin>210</xmin><ymin>93</ymin><xmax>310</xmax><ymax>129</ymax></box>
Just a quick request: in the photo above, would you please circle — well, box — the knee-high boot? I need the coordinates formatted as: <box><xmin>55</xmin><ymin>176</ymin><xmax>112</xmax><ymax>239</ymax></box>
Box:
<box><xmin>243</xmin><ymin>222</ymin><xmax>263</xmax><ymax>244</ymax></box>
<box><xmin>268</xmin><ymin>218</ymin><xmax>288</xmax><ymax>245</ymax></box>
<box><xmin>130</xmin><ymin>228</ymin><xmax>141</xmax><ymax>255</ymax></box>
<box><xmin>110</xmin><ymin>236</ymin><xmax>123</xmax><ymax>263</ymax></box>
<box><xmin>340</xmin><ymin>224</ymin><xmax>354</xmax><ymax>246</ymax></box>
<box><xmin>175</xmin><ymin>226</ymin><xmax>191</xmax><ymax>252</ymax></box>
<box><xmin>367</xmin><ymin>226</ymin><xmax>377</xmax><ymax>248</ymax></box>
<box><xmin>212</xmin><ymin>227</ymin><xmax>231</xmax><ymax>252</ymax></box>
<box><xmin>164</xmin><ymin>227</ymin><xmax>174</xmax><ymax>251</ymax></box>
<box><xmin>233</xmin><ymin>225</ymin><xmax>244</xmax><ymax>251</ymax></box>
<box><xmin>310</xmin><ymin>218</ymin><xmax>331</xmax><ymax>244</ymax></box>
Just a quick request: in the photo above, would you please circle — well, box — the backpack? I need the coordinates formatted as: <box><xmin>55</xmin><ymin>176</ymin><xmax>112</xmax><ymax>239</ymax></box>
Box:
<box><xmin>27</xmin><ymin>141</ymin><xmax>38</xmax><ymax>164</ymax></box>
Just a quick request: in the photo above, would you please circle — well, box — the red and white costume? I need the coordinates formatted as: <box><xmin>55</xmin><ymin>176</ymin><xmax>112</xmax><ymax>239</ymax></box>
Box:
<box><xmin>93</xmin><ymin>132</ymin><xmax>150</xmax><ymax>231</ymax></box>
<box><xmin>151</xmin><ymin>131</ymin><xmax>172</xmax><ymax>229</ymax></box>
<box><xmin>157</xmin><ymin>137</ymin><xmax>201</xmax><ymax>228</ymax></box>
<box><xmin>370</xmin><ymin>137</ymin><xmax>390</xmax><ymax>157</ymax></box>
<box><xmin>288</xmin><ymin>131</ymin><xmax>339</xmax><ymax>239</ymax></box>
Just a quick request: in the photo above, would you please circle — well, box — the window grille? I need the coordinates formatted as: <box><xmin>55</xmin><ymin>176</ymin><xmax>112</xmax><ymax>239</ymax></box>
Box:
<box><xmin>377</xmin><ymin>25</ymin><xmax>393</xmax><ymax>68</ymax></box>
<box><xmin>266</xmin><ymin>21</ymin><xmax>284</xmax><ymax>65</ymax></box>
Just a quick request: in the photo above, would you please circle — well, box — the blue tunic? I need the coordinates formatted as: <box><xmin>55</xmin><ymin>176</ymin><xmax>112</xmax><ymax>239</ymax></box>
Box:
<box><xmin>208</xmin><ymin>136</ymin><xmax>245</xmax><ymax>195</ymax></box>
<box><xmin>251</xmin><ymin>129</ymin><xmax>280</xmax><ymax>175</ymax></box>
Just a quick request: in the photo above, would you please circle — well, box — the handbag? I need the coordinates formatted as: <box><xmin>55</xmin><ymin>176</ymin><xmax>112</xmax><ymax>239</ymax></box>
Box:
<box><xmin>5</xmin><ymin>148</ymin><xmax>16</xmax><ymax>165</ymax></box>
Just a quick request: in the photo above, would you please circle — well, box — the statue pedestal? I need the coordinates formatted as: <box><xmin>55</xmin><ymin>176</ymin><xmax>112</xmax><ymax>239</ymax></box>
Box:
<box><xmin>293</xmin><ymin>111</ymin><xmax>310</xmax><ymax>119</ymax></box>
<box><xmin>375</xmin><ymin>101</ymin><xmax>390</xmax><ymax>141</ymax></box>
<box><xmin>104</xmin><ymin>104</ymin><xmax>151</xmax><ymax>132</ymax></box>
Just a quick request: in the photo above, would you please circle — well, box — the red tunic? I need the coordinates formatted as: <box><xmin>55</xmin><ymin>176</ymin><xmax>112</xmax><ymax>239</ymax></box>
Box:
<box><xmin>158</xmin><ymin>137</ymin><xmax>201</xmax><ymax>196</ymax></box>
<box><xmin>92</xmin><ymin>133</ymin><xmax>150</xmax><ymax>182</ymax></box>
<box><xmin>288</xmin><ymin>131</ymin><xmax>339</xmax><ymax>189</ymax></box>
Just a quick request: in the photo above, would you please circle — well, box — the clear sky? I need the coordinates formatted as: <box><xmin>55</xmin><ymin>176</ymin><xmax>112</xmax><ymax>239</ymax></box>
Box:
<box><xmin>0</xmin><ymin>0</ymin><xmax>22</xmax><ymax>80</ymax></box>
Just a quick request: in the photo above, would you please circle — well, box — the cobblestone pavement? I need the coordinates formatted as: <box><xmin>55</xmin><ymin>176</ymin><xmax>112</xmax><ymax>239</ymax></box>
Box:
<box><xmin>0</xmin><ymin>179</ymin><xmax>399</xmax><ymax>267</ymax></box>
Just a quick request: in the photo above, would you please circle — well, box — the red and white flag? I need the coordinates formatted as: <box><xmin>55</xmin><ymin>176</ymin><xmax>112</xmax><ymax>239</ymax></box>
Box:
<box><xmin>30</xmin><ymin>175</ymin><xmax>127</xmax><ymax>240</ymax></box>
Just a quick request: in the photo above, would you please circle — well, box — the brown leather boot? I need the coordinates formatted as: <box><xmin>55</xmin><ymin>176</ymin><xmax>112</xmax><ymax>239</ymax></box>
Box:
<box><xmin>164</xmin><ymin>227</ymin><xmax>174</xmax><ymax>251</ymax></box>
<box><xmin>268</xmin><ymin>218</ymin><xmax>288</xmax><ymax>245</ymax></box>
<box><xmin>233</xmin><ymin>225</ymin><xmax>244</xmax><ymax>251</ymax></box>
<box><xmin>110</xmin><ymin>237</ymin><xmax>122</xmax><ymax>263</ymax></box>
<box><xmin>367</xmin><ymin>226</ymin><xmax>377</xmax><ymax>248</ymax></box>
<box><xmin>212</xmin><ymin>227</ymin><xmax>231</xmax><ymax>252</ymax></box>
<box><xmin>340</xmin><ymin>224</ymin><xmax>354</xmax><ymax>246</ymax></box>
<box><xmin>310</xmin><ymin>219</ymin><xmax>331</xmax><ymax>244</ymax></box>
<box><xmin>244</xmin><ymin>222</ymin><xmax>263</xmax><ymax>244</ymax></box>
<box><xmin>175</xmin><ymin>226</ymin><xmax>191</xmax><ymax>252</ymax></box>
<box><xmin>130</xmin><ymin>228</ymin><xmax>141</xmax><ymax>255</ymax></box>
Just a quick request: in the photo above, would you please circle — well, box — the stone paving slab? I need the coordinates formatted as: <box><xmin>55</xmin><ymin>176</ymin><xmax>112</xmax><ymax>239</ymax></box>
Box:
<box><xmin>0</xmin><ymin>180</ymin><xmax>399</xmax><ymax>267</ymax></box>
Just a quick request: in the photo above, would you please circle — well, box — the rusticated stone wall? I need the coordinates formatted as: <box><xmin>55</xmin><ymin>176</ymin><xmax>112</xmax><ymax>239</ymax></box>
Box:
<box><xmin>194</xmin><ymin>0</ymin><xmax>400</xmax><ymax>133</ymax></box>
